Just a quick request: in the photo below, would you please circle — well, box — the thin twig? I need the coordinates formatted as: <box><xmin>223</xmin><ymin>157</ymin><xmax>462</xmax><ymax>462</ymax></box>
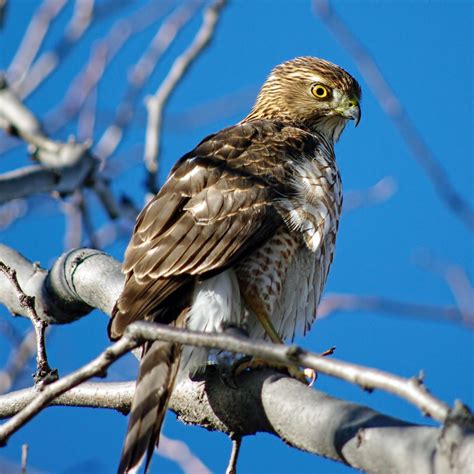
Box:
<box><xmin>0</xmin><ymin>263</ymin><xmax>57</xmax><ymax>386</ymax></box>
<box><xmin>0</xmin><ymin>320</ymin><xmax>457</xmax><ymax>445</ymax></box>
<box><xmin>94</xmin><ymin>0</ymin><xmax>202</xmax><ymax>163</ymax></box>
<box><xmin>317</xmin><ymin>292</ymin><xmax>468</xmax><ymax>327</ymax></box>
<box><xmin>17</xmin><ymin>0</ymin><xmax>132</xmax><ymax>100</ymax></box>
<box><xmin>41</xmin><ymin>0</ymin><xmax>172</xmax><ymax>136</ymax></box>
<box><xmin>0</xmin><ymin>330</ymin><xmax>36</xmax><ymax>395</ymax></box>
<box><xmin>225</xmin><ymin>435</ymin><xmax>241</xmax><ymax>474</ymax></box>
<box><xmin>21</xmin><ymin>443</ymin><xmax>28</xmax><ymax>474</ymax></box>
<box><xmin>62</xmin><ymin>190</ymin><xmax>83</xmax><ymax>250</ymax></box>
<box><xmin>313</xmin><ymin>0</ymin><xmax>474</xmax><ymax>232</ymax></box>
<box><xmin>0</xmin><ymin>327</ymin><xmax>139</xmax><ymax>444</ymax></box>
<box><xmin>7</xmin><ymin>0</ymin><xmax>67</xmax><ymax>85</ymax></box>
<box><xmin>157</xmin><ymin>435</ymin><xmax>212</xmax><ymax>474</ymax></box>
<box><xmin>144</xmin><ymin>0</ymin><xmax>227</xmax><ymax>193</ymax></box>
<box><xmin>344</xmin><ymin>177</ymin><xmax>397</xmax><ymax>213</ymax></box>
<box><xmin>415</xmin><ymin>251</ymin><xmax>474</xmax><ymax>327</ymax></box>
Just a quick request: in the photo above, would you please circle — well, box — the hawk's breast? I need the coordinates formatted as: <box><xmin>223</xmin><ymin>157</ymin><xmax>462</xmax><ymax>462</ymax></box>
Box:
<box><xmin>237</xmin><ymin>145</ymin><xmax>342</xmax><ymax>341</ymax></box>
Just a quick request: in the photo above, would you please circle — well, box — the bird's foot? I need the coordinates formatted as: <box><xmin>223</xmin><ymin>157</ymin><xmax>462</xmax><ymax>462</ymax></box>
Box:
<box><xmin>232</xmin><ymin>356</ymin><xmax>316</xmax><ymax>386</ymax></box>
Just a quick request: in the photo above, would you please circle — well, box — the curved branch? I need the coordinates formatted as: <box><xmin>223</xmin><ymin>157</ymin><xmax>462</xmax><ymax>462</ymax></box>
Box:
<box><xmin>0</xmin><ymin>244</ymin><xmax>467</xmax><ymax>424</ymax></box>
<box><xmin>1</xmin><ymin>376</ymin><xmax>473</xmax><ymax>474</ymax></box>
<box><xmin>144</xmin><ymin>0</ymin><xmax>227</xmax><ymax>191</ymax></box>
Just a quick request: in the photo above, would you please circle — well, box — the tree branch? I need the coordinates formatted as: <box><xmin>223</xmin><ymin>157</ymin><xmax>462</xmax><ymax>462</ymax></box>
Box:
<box><xmin>144</xmin><ymin>0</ymin><xmax>227</xmax><ymax>193</ymax></box>
<box><xmin>94</xmin><ymin>0</ymin><xmax>202</xmax><ymax>163</ymax></box>
<box><xmin>0</xmin><ymin>243</ymin><xmax>469</xmax><ymax>424</ymax></box>
<box><xmin>0</xmin><ymin>246</ymin><xmax>472</xmax><ymax>472</ymax></box>
<box><xmin>0</xmin><ymin>262</ymin><xmax>57</xmax><ymax>385</ymax></box>
<box><xmin>0</xmin><ymin>375</ymin><xmax>473</xmax><ymax>474</ymax></box>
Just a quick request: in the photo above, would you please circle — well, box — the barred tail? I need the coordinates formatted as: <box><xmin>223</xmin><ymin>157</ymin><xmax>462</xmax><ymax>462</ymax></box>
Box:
<box><xmin>118</xmin><ymin>340</ymin><xmax>181</xmax><ymax>474</ymax></box>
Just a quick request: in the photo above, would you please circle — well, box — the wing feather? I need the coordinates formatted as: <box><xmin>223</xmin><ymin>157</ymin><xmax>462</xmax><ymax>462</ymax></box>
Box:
<box><xmin>110</xmin><ymin>120</ymin><xmax>316</xmax><ymax>339</ymax></box>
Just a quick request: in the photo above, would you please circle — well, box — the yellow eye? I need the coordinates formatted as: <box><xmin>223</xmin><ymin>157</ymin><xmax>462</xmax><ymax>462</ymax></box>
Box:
<box><xmin>311</xmin><ymin>84</ymin><xmax>329</xmax><ymax>99</ymax></box>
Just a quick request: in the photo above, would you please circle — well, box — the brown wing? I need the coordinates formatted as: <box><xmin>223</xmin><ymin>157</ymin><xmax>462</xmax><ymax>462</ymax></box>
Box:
<box><xmin>109</xmin><ymin>120</ymin><xmax>315</xmax><ymax>339</ymax></box>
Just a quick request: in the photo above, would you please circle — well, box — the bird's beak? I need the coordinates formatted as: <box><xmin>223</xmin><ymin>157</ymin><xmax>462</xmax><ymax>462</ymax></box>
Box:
<box><xmin>336</xmin><ymin>98</ymin><xmax>361</xmax><ymax>127</ymax></box>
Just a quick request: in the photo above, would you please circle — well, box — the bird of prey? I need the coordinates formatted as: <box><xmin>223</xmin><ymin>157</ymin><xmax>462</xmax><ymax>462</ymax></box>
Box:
<box><xmin>109</xmin><ymin>56</ymin><xmax>361</xmax><ymax>473</ymax></box>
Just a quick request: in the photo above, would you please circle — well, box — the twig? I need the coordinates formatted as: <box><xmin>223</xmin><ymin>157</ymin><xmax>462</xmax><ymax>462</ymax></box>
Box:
<box><xmin>77</xmin><ymin>85</ymin><xmax>97</xmax><ymax>142</ymax></box>
<box><xmin>0</xmin><ymin>263</ymin><xmax>57</xmax><ymax>386</ymax></box>
<box><xmin>313</xmin><ymin>0</ymin><xmax>474</xmax><ymax>232</ymax></box>
<box><xmin>225</xmin><ymin>435</ymin><xmax>241</xmax><ymax>474</ymax></box>
<box><xmin>0</xmin><ymin>330</ymin><xmax>36</xmax><ymax>395</ymax></box>
<box><xmin>0</xmin><ymin>199</ymin><xmax>28</xmax><ymax>230</ymax></box>
<box><xmin>415</xmin><ymin>251</ymin><xmax>474</xmax><ymax>327</ymax></box>
<box><xmin>0</xmin><ymin>75</ymin><xmax>93</xmax><ymax>168</ymax></box>
<box><xmin>125</xmin><ymin>322</ymin><xmax>453</xmax><ymax>421</ymax></box>
<box><xmin>17</xmin><ymin>0</ymin><xmax>131</xmax><ymax>100</ymax></box>
<box><xmin>317</xmin><ymin>292</ymin><xmax>468</xmax><ymax>327</ymax></box>
<box><xmin>144</xmin><ymin>0</ymin><xmax>227</xmax><ymax>193</ymax></box>
<box><xmin>94</xmin><ymin>0</ymin><xmax>202</xmax><ymax>163</ymax></box>
<box><xmin>62</xmin><ymin>190</ymin><xmax>99</xmax><ymax>250</ymax></box>
<box><xmin>42</xmin><ymin>0</ymin><xmax>172</xmax><ymax>136</ymax></box>
<box><xmin>21</xmin><ymin>443</ymin><xmax>28</xmax><ymax>474</ymax></box>
<box><xmin>0</xmin><ymin>379</ymin><xmax>473</xmax><ymax>473</ymax></box>
<box><xmin>157</xmin><ymin>435</ymin><xmax>211</xmax><ymax>474</ymax></box>
<box><xmin>344</xmin><ymin>177</ymin><xmax>397</xmax><ymax>213</ymax></box>
<box><xmin>0</xmin><ymin>327</ymin><xmax>139</xmax><ymax>445</ymax></box>
<box><xmin>0</xmin><ymin>320</ymin><xmax>458</xmax><ymax>445</ymax></box>
<box><xmin>62</xmin><ymin>190</ymin><xmax>84</xmax><ymax>250</ymax></box>
<box><xmin>6</xmin><ymin>0</ymin><xmax>67</xmax><ymax>84</ymax></box>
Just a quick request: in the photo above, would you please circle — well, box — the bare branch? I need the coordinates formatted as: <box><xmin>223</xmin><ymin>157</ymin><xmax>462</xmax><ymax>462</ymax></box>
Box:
<box><xmin>61</xmin><ymin>190</ymin><xmax>84</xmax><ymax>250</ymax></box>
<box><xmin>225</xmin><ymin>435</ymin><xmax>241</xmax><ymax>474</ymax></box>
<box><xmin>0</xmin><ymin>317</ymin><xmax>456</xmax><ymax>446</ymax></box>
<box><xmin>0</xmin><ymin>78</ymin><xmax>127</xmax><ymax>226</ymax></box>
<box><xmin>42</xmin><ymin>0</ymin><xmax>173</xmax><ymax>136</ymax></box>
<box><xmin>7</xmin><ymin>0</ymin><xmax>67</xmax><ymax>85</ymax></box>
<box><xmin>157</xmin><ymin>435</ymin><xmax>212</xmax><ymax>474</ymax></box>
<box><xmin>0</xmin><ymin>199</ymin><xmax>28</xmax><ymax>231</ymax></box>
<box><xmin>318</xmin><ymin>292</ymin><xmax>468</xmax><ymax>327</ymax></box>
<box><xmin>17</xmin><ymin>0</ymin><xmax>131</xmax><ymax>100</ymax></box>
<box><xmin>313</xmin><ymin>0</ymin><xmax>474</xmax><ymax>232</ymax></box>
<box><xmin>0</xmin><ymin>263</ymin><xmax>57</xmax><ymax>385</ymax></box>
<box><xmin>0</xmin><ymin>330</ymin><xmax>36</xmax><ymax>395</ymax></box>
<box><xmin>94</xmin><ymin>1</ymin><xmax>202</xmax><ymax>163</ymax></box>
<box><xmin>0</xmin><ymin>244</ymin><xmax>466</xmax><ymax>423</ymax></box>
<box><xmin>21</xmin><ymin>443</ymin><xmax>28</xmax><ymax>474</ymax></box>
<box><xmin>0</xmin><ymin>332</ymin><xmax>139</xmax><ymax>444</ymax></box>
<box><xmin>344</xmin><ymin>177</ymin><xmax>397</xmax><ymax>213</ymax></box>
<box><xmin>0</xmin><ymin>245</ymin><xmax>122</xmax><ymax>324</ymax></box>
<box><xmin>144</xmin><ymin>0</ymin><xmax>227</xmax><ymax>192</ymax></box>
<box><xmin>0</xmin><ymin>376</ymin><xmax>473</xmax><ymax>474</ymax></box>
<box><xmin>128</xmin><ymin>322</ymin><xmax>454</xmax><ymax>423</ymax></box>
<box><xmin>0</xmin><ymin>381</ymin><xmax>135</xmax><ymax>417</ymax></box>
<box><xmin>415</xmin><ymin>251</ymin><xmax>474</xmax><ymax>327</ymax></box>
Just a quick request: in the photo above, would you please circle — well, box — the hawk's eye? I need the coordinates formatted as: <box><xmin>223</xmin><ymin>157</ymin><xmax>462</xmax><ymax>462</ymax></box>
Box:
<box><xmin>311</xmin><ymin>84</ymin><xmax>330</xmax><ymax>99</ymax></box>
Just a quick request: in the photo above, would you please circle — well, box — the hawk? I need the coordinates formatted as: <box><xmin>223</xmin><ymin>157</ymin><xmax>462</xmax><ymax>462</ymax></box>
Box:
<box><xmin>109</xmin><ymin>56</ymin><xmax>361</xmax><ymax>473</ymax></box>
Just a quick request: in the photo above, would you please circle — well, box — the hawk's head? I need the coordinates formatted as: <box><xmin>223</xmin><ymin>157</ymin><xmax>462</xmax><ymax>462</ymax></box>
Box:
<box><xmin>245</xmin><ymin>56</ymin><xmax>361</xmax><ymax>142</ymax></box>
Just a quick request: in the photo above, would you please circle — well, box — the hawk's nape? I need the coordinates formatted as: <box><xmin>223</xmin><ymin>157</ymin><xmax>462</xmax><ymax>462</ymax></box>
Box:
<box><xmin>109</xmin><ymin>56</ymin><xmax>361</xmax><ymax>473</ymax></box>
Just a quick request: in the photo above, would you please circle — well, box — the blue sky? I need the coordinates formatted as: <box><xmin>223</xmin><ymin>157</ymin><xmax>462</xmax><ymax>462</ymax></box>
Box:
<box><xmin>1</xmin><ymin>1</ymin><xmax>473</xmax><ymax>473</ymax></box>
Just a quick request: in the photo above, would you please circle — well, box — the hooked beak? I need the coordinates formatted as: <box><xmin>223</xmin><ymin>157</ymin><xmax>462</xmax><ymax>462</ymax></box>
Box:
<box><xmin>337</xmin><ymin>99</ymin><xmax>361</xmax><ymax>127</ymax></box>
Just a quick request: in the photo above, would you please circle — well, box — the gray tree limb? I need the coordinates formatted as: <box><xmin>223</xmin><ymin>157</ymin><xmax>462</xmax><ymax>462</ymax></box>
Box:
<box><xmin>0</xmin><ymin>376</ymin><xmax>473</xmax><ymax>474</ymax></box>
<box><xmin>1</xmin><ymin>243</ymin><xmax>473</xmax><ymax>473</ymax></box>
<box><xmin>0</xmin><ymin>244</ymin><xmax>456</xmax><ymax>422</ymax></box>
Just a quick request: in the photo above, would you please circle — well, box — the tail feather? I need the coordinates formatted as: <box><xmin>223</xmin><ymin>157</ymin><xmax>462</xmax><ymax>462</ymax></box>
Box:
<box><xmin>118</xmin><ymin>340</ymin><xmax>181</xmax><ymax>474</ymax></box>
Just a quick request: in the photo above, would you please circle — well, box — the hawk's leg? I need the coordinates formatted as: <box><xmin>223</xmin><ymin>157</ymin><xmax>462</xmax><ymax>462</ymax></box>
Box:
<box><xmin>237</xmin><ymin>295</ymin><xmax>316</xmax><ymax>385</ymax></box>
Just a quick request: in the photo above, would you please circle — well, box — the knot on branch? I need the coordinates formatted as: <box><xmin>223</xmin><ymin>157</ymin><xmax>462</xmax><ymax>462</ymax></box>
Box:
<box><xmin>44</xmin><ymin>249</ymin><xmax>96</xmax><ymax>323</ymax></box>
